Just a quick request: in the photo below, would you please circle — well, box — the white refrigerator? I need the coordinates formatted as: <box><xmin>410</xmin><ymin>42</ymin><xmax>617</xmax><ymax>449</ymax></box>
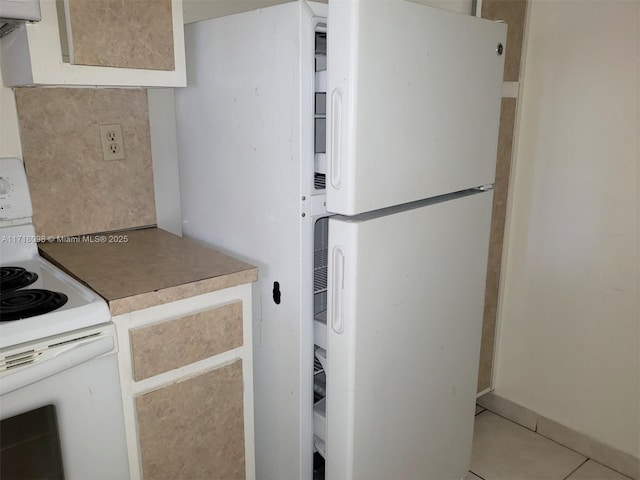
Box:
<box><xmin>175</xmin><ymin>1</ymin><xmax>506</xmax><ymax>479</ymax></box>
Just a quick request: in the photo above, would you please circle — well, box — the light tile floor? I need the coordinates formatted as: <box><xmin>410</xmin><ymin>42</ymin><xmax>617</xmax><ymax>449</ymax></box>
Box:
<box><xmin>466</xmin><ymin>407</ymin><xmax>633</xmax><ymax>480</ymax></box>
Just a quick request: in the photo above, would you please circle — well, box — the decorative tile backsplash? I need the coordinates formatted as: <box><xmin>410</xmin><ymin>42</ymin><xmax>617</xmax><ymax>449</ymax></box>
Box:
<box><xmin>15</xmin><ymin>87</ymin><xmax>157</xmax><ymax>238</ymax></box>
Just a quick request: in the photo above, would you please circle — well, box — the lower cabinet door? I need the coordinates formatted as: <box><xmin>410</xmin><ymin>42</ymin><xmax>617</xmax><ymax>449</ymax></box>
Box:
<box><xmin>135</xmin><ymin>360</ymin><xmax>245</xmax><ymax>480</ymax></box>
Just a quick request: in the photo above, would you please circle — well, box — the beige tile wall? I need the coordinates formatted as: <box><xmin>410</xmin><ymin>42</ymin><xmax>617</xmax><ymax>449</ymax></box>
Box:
<box><xmin>15</xmin><ymin>87</ymin><xmax>156</xmax><ymax>238</ymax></box>
<box><xmin>67</xmin><ymin>0</ymin><xmax>174</xmax><ymax>71</ymax></box>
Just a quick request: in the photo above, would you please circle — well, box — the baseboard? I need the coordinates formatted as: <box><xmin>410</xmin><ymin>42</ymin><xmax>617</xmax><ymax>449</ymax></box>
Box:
<box><xmin>476</xmin><ymin>386</ymin><xmax>492</xmax><ymax>398</ymax></box>
<box><xmin>477</xmin><ymin>392</ymin><xmax>640</xmax><ymax>480</ymax></box>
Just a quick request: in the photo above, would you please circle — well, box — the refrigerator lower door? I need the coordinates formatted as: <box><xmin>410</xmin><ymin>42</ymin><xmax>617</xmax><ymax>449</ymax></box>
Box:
<box><xmin>326</xmin><ymin>0</ymin><xmax>506</xmax><ymax>215</ymax></box>
<box><xmin>326</xmin><ymin>191</ymin><xmax>492</xmax><ymax>480</ymax></box>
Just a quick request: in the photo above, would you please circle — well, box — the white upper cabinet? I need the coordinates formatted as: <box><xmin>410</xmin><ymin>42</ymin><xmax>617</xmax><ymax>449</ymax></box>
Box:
<box><xmin>1</xmin><ymin>0</ymin><xmax>186</xmax><ymax>87</ymax></box>
<box><xmin>326</xmin><ymin>0</ymin><xmax>507</xmax><ymax>215</ymax></box>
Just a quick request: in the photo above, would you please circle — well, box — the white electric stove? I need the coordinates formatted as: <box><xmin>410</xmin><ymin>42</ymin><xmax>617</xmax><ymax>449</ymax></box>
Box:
<box><xmin>0</xmin><ymin>157</ymin><xmax>129</xmax><ymax>479</ymax></box>
<box><xmin>0</xmin><ymin>158</ymin><xmax>110</xmax><ymax>349</ymax></box>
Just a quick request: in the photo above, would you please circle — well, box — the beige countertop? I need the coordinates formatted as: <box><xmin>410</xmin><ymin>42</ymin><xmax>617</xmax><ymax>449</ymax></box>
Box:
<box><xmin>39</xmin><ymin>227</ymin><xmax>258</xmax><ymax>315</ymax></box>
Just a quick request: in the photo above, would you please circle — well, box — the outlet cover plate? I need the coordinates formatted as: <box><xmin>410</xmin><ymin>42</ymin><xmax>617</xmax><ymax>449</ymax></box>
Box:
<box><xmin>99</xmin><ymin>124</ymin><xmax>125</xmax><ymax>161</ymax></box>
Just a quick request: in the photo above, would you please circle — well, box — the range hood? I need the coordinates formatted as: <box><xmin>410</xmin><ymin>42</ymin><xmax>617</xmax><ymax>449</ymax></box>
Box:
<box><xmin>0</xmin><ymin>0</ymin><xmax>40</xmax><ymax>38</ymax></box>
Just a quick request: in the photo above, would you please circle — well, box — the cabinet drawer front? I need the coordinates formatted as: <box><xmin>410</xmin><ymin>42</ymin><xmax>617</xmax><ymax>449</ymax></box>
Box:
<box><xmin>136</xmin><ymin>360</ymin><xmax>245</xmax><ymax>480</ymax></box>
<box><xmin>130</xmin><ymin>301</ymin><xmax>243</xmax><ymax>381</ymax></box>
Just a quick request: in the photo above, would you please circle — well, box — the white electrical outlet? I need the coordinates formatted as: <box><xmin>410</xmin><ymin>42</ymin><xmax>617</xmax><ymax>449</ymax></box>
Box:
<box><xmin>99</xmin><ymin>124</ymin><xmax>126</xmax><ymax>161</ymax></box>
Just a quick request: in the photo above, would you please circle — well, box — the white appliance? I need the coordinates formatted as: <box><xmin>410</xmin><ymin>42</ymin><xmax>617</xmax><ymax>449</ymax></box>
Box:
<box><xmin>175</xmin><ymin>1</ymin><xmax>506</xmax><ymax>479</ymax></box>
<box><xmin>0</xmin><ymin>157</ymin><xmax>129</xmax><ymax>479</ymax></box>
<box><xmin>0</xmin><ymin>0</ymin><xmax>40</xmax><ymax>37</ymax></box>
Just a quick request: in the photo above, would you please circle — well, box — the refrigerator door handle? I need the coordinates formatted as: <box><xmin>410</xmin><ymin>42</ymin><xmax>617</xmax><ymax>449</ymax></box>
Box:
<box><xmin>331</xmin><ymin>246</ymin><xmax>345</xmax><ymax>334</ymax></box>
<box><xmin>329</xmin><ymin>89</ymin><xmax>343</xmax><ymax>189</ymax></box>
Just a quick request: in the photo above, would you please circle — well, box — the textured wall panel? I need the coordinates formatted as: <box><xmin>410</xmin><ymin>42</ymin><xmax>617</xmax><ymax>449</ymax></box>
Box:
<box><xmin>136</xmin><ymin>361</ymin><xmax>246</xmax><ymax>480</ymax></box>
<box><xmin>130</xmin><ymin>301</ymin><xmax>243</xmax><ymax>380</ymax></box>
<box><xmin>15</xmin><ymin>87</ymin><xmax>156</xmax><ymax>238</ymax></box>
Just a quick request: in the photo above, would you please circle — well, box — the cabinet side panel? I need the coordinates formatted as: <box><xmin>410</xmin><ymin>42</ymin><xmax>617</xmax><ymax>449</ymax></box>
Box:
<box><xmin>130</xmin><ymin>301</ymin><xmax>243</xmax><ymax>381</ymax></box>
<box><xmin>135</xmin><ymin>360</ymin><xmax>245</xmax><ymax>479</ymax></box>
<box><xmin>477</xmin><ymin>97</ymin><xmax>517</xmax><ymax>392</ymax></box>
<box><xmin>175</xmin><ymin>3</ymin><xmax>310</xmax><ymax>478</ymax></box>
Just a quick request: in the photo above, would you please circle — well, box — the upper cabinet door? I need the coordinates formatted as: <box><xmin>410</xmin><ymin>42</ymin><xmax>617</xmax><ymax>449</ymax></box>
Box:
<box><xmin>0</xmin><ymin>0</ymin><xmax>186</xmax><ymax>87</ymax></box>
<box><xmin>326</xmin><ymin>0</ymin><xmax>507</xmax><ymax>215</ymax></box>
<box><xmin>64</xmin><ymin>0</ymin><xmax>175</xmax><ymax>71</ymax></box>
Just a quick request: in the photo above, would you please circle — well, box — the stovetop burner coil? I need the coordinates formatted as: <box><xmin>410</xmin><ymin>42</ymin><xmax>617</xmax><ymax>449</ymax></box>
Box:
<box><xmin>0</xmin><ymin>289</ymin><xmax>69</xmax><ymax>321</ymax></box>
<box><xmin>0</xmin><ymin>267</ymin><xmax>38</xmax><ymax>293</ymax></box>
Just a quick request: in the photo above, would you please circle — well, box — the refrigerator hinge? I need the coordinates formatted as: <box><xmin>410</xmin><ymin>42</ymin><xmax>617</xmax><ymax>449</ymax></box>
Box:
<box><xmin>475</xmin><ymin>184</ymin><xmax>494</xmax><ymax>191</ymax></box>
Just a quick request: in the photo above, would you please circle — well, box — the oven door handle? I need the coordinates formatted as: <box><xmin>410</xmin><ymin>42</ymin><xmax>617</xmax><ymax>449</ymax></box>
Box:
<box><xmin>0</xmin><ymin>336</ymin><xmax>115</xmax><ymax>395</ymax></box>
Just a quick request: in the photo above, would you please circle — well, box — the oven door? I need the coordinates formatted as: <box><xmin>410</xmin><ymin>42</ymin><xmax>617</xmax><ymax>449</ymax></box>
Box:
<box><xmin>0</xmin><ymin>325</ymin><xmax>129</xmax><ymax>479</ymax></box>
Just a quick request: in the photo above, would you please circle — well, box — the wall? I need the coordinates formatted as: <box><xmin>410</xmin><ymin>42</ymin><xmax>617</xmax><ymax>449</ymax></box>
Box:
<box><xmin>495</xmin><ymin>0</ymin><xmax>639</xmax><ymax>458</ymax></box>
<box><xmin>148</xmin><ymin>89</ymin><xmax>183</xmax><ymax>236</ymax></box>
<box><xmin>0</xmin><ymin>62</ymin><xmax>22</xmax><ymax>158</ymax></box>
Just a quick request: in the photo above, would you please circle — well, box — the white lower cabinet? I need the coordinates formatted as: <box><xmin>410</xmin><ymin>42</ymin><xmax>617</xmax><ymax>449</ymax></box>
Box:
<box><xmin>113</xmin><ymin>284</ymin><xmax>255</xmax><ymax>480</ymax></box>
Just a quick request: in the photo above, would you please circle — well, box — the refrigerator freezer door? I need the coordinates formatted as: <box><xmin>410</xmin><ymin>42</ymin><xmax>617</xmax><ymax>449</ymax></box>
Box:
<box><xmin>326</xmin><ymin>0</ymin><xmax>506</xmax><ymax>215</ymax></box>
<box><xmin>326</xmin><ymin>191</ymin><xmax>493</xmax><ymax>479</ymax></box>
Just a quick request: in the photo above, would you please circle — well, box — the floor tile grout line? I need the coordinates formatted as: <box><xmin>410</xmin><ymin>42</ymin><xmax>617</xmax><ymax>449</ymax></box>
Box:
<box><xmin>469</xmin><ymin>469</ymin><xmax>487</xmax><ymax>480</ymax></box>
<box><xmin>475</xmin><ymin>408</ymin><xmax>490</xmax><ymax>418</ymax></box>
<box><xmin>478</xmin><ymin>407</ymin><xmax>594</xmax><ymax>459</ymax></box>
<box><xmin>532</xmin><ymin>425</ymin><xmax>636</xmax><ymax>478</ymax></box>
<box><xmin>476</xmin><ymin>407</ymin><xmax>537</xmax><ymax>433</ymax></box>
<box><xmin>476</xmin><ymin>408</ymin><xmax>635</xmax><ymax>479</ymax></box>
<box><xmin>561</xmin><ymin>458</ymin><xmax>589</xmax><ymax>480</ymax></box>
<box><xmin>476</xmin><ymin>409</ymin><xmax>591</xmax><ymax>473</ymax></box>
<box><xmin>469</xmin><ymin>404</ymin><xmax>633</xmax><ymax>480</ymax></box>
<box><xmin>532</xmin><ymin>428</ymin><xmax>606</xmax><ymax>466</ymax></box>
<box><xmin>477</xmin><ymin>408</ymin><xmax>540</xmax><ymax>442</ymax></box>
<box><xmin>563</xmin><ymin>457</ymin><xmax>634</xmax><ymax>480</ymax></box>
